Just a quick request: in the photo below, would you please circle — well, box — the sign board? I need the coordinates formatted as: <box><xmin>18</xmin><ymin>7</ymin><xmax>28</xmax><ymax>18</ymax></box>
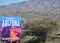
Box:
<box><xmin>0</xmin><ymin>16</ymin><xmax>22</xmax><ymax>41</ymax></box>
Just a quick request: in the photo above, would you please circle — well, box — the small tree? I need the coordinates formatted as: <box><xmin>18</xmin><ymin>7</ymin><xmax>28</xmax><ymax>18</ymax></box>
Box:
<box><xmin>23</xmin><ymin>18</ymin><xmax>58</xmax><ymax>43</ymax></box>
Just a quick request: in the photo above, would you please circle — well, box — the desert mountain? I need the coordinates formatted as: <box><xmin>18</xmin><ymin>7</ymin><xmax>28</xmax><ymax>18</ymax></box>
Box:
<box><xmin>0</xmin><ymin>0</ymin><xmax>60</xmax><ymax>21</ymax></box>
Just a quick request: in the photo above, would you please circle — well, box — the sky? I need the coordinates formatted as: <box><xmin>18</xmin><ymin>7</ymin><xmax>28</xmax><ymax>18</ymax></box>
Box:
<box><xmin>0</xmin><ymin>0</ymin><xmax>28</xmax><ymax>6</ymax></box>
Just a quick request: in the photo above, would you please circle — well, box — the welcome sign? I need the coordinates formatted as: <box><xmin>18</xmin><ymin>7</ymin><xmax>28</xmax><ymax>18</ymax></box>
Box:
<box><xmin>0</xmin><ymin>16</ymin><xmax>22</xmax><ymax>41</ymax></box>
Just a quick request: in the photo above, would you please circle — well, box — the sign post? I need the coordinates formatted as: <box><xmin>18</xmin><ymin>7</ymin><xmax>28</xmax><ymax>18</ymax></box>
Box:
<box><xmin>0</xmin><ymin>16</ymin><xmax>22</xmax><ymax>43</ymax></box>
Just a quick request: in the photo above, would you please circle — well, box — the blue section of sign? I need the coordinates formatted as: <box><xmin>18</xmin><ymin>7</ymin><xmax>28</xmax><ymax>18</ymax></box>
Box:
<box><xmin>0</xmin><ymin>16</ymin><xmax>22</xmax><ymax>28</ymax></box>
<box><xmin>0</xmin><ymin>16</ymin><xmax>22</xmax><ymax>21</ymax></box>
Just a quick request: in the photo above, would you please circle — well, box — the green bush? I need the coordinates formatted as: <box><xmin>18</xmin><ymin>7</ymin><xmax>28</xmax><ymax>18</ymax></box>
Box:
<box><xmin>23</xmin><ymin>18</ymin><xmax>58</xmax><ymax>42</ymax></box>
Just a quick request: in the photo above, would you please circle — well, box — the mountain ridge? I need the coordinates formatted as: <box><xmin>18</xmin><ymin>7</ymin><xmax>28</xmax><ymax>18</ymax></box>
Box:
<box><xmin>0</xmin><ymin>0</ymin><xmax>60</xmax><ymax>21</ymax></box>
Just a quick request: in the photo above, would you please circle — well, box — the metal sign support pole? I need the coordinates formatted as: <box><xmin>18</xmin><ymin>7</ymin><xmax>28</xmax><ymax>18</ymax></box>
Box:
<box><xmin>0</xmin><ymin>31</ymin><xmax>1</xmax><ymax>43</ymax></box>
<box><xmin>16</xmin><ymin>41</ymin><xmax>19</xmax><ymax>43</ymax></box>
<box><xmin>3</xmin><ymin>41</ymin><xmax>6</xmax><ymax>43</ymax></box>
<box><xmin>10</xmin><ymin>41</ymin><xmax>12</xmax><ymax>43</ymax></box>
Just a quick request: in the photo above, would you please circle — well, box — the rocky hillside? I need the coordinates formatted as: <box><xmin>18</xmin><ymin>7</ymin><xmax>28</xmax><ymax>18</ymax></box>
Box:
<box><xmin>0</xmin><ymin>0</ymin><xmax>60</xmax><ymax>21</ymax></box>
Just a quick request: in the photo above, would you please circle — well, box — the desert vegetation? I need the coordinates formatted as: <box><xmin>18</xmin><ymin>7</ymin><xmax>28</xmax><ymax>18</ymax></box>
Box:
<box><xmin>21</xmin><ymin>17</ymin><xmax>60</xmax><ymax>43</ymax></box>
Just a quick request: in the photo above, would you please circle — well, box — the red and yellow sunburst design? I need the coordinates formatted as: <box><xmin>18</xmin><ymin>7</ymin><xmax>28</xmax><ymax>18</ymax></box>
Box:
<box><xmin>9</xmin><ymin>27</ymin><xmax>22</xmax><ymax>42</ymax></box>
